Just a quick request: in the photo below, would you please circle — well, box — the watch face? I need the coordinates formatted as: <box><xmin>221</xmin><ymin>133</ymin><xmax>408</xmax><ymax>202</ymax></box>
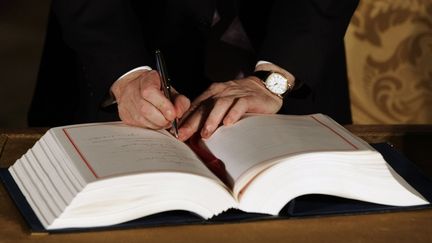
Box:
<box><xmin>265</xmin><ymin>73</ymin><xmax>288</xmax><ymax>95</ymax></box>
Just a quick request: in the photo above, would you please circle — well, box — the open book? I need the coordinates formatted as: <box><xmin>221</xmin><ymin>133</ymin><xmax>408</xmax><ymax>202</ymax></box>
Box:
<box><xmin>5</xmin><ymin>114</ymin><xmax>429</xmax><ymax>230</ymax></box>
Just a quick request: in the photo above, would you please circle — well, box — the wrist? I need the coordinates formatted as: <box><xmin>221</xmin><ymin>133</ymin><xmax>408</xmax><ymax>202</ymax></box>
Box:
<box><xmin>254</xmin><ymin>62</ymin><xmax>295</xmax><ymax>88</ymax></box>
<box><xmin>111</xmin><ymin>67</ymin><xmax>152</xmax><ymax>99</ymax></box>
<box><xmin>248</xmin><ymin>76</ymin><xmax>284</xmax><ymax>103</ymax></box>
<box><xmin>252</xmin><ymin>62</ymin><xmax>295</xmax><ymax>98</ymax></box>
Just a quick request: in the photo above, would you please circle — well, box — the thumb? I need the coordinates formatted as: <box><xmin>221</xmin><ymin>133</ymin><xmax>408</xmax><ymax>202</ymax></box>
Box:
<box><xmin>171</xmin><ymin>87</ymin><xmax>191</xmax><ymax>119</ymax></box>
<box><xmin>143</xmin><ymin>70</ymin><xmax>163</xmax><ymax>88</ymax></box>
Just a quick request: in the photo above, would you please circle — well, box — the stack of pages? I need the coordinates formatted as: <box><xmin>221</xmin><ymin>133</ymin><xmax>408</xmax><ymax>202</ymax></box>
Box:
<box><xmin>4</xmin><ymin>114</ymin><xmax>430</xmax><ymax>230</ymax></box>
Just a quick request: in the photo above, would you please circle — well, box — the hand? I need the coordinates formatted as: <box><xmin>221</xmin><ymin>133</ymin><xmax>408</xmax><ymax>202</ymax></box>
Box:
<box><xmin>111</xmin><ymin>70</ymin><xmax>190</xmax><ymax>129</ymax></box>
<box><xmin>178</xmin><ymin>76</ymin><xmax>283</xmax><ymax>141</ymax></box>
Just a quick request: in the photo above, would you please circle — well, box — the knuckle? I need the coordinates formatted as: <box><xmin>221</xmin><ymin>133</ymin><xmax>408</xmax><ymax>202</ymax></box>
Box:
<box><xmin>121</xmin><ymin>114</ymin><xmax>137</xmax><ymax>126</ymax></box>
<box><xmin>226</xmin><ymin>80</ymin><xmax>236</xmax><ymax>86</ymax></box>
<box><xmin>215</xmin><ymin>97</ymin><xmax>231</xmax><ymax>107</ymax></box>
<box><xmin>159</xmin><ymin>99</ymin><xmax>171</xmax><ymax>111</ymax></box>
<box><xmin>140</xmin><ymin>105</ymin><xmax>152</xmax><ymax>117</ymax></box>
<box><xmin>163</xmin><ymin>120</ymin><xmax>172</xmax><ymax>129</ymax></box>
<box><xmin>135</xmin><ymin>116</ymin><xmax>146</xmax><ymax>126</ymax></box>
<box><xmin>228</xmin><ymin>108</ymin><xmax>240</xmax><ymax>117</ymax></box>
<box><xmin>237</xmin><ymin>97</ymin><xmax>249</xmax><ymax>107</ymax></box>
<box><xmin>205</xmin><ymin>118</ymin><xmax>217</xmax><ymax>128</ymax></box>
<box><xmin>209</xmin><ymin>82</ymin><xmax>223</xmax><ymax>91</ymax></box>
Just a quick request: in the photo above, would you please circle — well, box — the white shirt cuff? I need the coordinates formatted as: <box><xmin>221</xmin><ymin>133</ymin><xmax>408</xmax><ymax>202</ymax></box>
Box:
<box><xmin>255</xmin><ymin>60</ymin><xmax>273</xmax><ymax>67</ymax></box>
<box><xmin>116</xmin><ymin>66</ymin><xmax>153</xmax><ymax>81</ymax></box>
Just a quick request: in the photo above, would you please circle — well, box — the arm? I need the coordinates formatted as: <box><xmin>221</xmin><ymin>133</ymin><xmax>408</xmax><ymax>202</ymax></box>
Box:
<box><xmin>52</xmin><ymin>0</ymin><xmax>190</xmax><ymax>128</ymax></box>
<box><xmin>257</xmin><ymin>0</ymin><xmax>359</xmax><ymax>90</ymax></box>
<box><xmin>178</xmin><ymin>0</ymin><xmax>359</xmax><ymax>141</ymax></box>
<box><xmin>52</xmin><ymin>0</ymin><xmax>152</xmax><ymax>93</ymax></box>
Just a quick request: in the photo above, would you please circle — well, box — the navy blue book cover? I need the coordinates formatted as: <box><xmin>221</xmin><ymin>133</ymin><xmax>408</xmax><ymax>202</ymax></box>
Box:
<box><xmin>1</xmin><ymin>143</ymin><xmax>431</xmax><ymax>233</ymax></box>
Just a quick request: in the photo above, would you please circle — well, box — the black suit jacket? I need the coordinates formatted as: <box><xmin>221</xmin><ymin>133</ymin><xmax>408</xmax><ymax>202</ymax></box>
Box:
<box><xmin>28</xmin><ymin>0</ymin><xmax>358</xmax><ymax>126</ymax></box>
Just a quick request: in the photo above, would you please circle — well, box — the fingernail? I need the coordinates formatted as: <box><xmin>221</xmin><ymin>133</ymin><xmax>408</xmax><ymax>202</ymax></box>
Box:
<box><xmin>166</xmin><ymin>110</ymin><xmax>174</xmax><ymax>120</ymax></box>
<box><xmin>201</xmin><ymin>126</ymin><xmax>211</xmax><ymax>138</ymax></box>
<box><xmin>201</xmin><ymin>129</ymin><xmax>207</xmax><ymax>138</ymax></box>
<box><xmin>178</xmin><ymin>128</ymin><xmax>186</xmax><ymax>141</ymax></box>
<box><xmin>224</xmin><ymin>117</ymin><xmax>232</xmax><ymax>125</ymax></box>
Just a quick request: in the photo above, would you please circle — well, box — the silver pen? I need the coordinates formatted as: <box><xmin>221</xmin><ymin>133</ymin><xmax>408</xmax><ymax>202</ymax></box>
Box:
<box><xmin>155</xmin><ymin>49</ymin><xmax>179</xmax><ymax>138</ymax></box>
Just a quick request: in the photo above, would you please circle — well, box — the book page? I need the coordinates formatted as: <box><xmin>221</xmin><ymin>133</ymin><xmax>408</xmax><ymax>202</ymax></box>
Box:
<box><xmin>52</xmin><ymin>123</ymin><xmax>217</xmax><ymax>180</ymax></box>
<box><xmin>203</xmin><ymin>114</ymin><xmax>373</xmax><ymax>184</ymax></box>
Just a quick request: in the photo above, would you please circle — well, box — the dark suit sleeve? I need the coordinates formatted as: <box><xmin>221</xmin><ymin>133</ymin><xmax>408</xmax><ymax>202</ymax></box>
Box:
<box><xmin>257</xmin><ymin>0</ymin><xmax>359</xmax><ymax>89</ymax></box>
<box><xmin>51</xmin><ymin>0</ymin><xmax>153</xmax><ymax>94</ymax></box>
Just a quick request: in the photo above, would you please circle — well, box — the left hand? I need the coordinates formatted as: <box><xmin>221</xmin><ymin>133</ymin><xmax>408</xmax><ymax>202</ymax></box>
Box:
<box><xmin>178</xmin><ymin>76</ymin><xmax>283</xmax><ymax>141</ymax></box>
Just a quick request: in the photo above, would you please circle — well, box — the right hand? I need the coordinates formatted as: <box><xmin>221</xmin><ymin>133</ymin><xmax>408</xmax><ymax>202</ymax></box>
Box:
<box><xmin>111</xmin><ymin>70</ymin><xmax>190</xmax><ymax>129</ymax></box>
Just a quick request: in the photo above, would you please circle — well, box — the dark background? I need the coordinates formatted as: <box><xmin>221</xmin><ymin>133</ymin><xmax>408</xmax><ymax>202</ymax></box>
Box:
<box><xmin>1</xmin><ymin>1</ymin><xmax>431</xmax><ymax>127</ymax></box>
<box><xmin>0</xmin><ymin>0</ymin><xmax>50</xmax><ymax>127</ymax></box>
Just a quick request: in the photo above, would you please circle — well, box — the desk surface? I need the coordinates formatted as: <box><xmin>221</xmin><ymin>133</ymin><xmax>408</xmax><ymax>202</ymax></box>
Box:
<box><xmin>1</xmin><ymin>125</ymin><xmax>432</xmax><ymax>243</ymax></box>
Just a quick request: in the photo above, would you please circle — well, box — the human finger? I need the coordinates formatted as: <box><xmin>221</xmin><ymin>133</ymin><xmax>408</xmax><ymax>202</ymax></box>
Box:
<box><xmin>122</xmin><ymin>95</ymin><xmax>171</xmax><ymax>129</ymax></box>
<box><xmin>181</xmin><ymin>82</ymin><xmax>226</xmax><ymax>124</ymax></box>
<box><xmin>190</xmin><ymin>82</ymin><xmax>226</xmax><ymax>107</ymax></box>
<box><xmin>139</xmin><ymin>86</ymin><xmax>176</xmax><ymax>122</ymax></box>
<box><xmin>178</xmin><ymin>105</ymin><xmax>208</xmax><ymax>141</ymax></box>
<box><xmin>138</xmin><ymin>70</ymin><xmax>177</xmax><ymax>121</ymax></box>
<box><xmin>200</xmin><ymin>97</ymin><xmax>234</xmax><ymax>138</ymax></box>
<box><xmin>171</xmin><ymin>88</ymin><xmax>191</xmax><ymax>119</ymax></box>
<box><xmin>223</xmin><ymin>97</ymin><xmax>249</xmax><ymax>125</ymax></box>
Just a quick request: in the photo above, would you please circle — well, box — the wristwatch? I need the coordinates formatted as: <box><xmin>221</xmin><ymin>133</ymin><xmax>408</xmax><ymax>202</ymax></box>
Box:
<box><xmin>253</xmin><ymin>70</ymin><xmax>293</xmax><ymax>97</ymax></box>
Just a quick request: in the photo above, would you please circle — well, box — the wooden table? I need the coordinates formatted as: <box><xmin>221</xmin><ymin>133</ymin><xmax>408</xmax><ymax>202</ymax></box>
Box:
<box><xmin>1</xmin><ymin>125</ymin><xmax>432</xmax><ymax>243</ymax></box>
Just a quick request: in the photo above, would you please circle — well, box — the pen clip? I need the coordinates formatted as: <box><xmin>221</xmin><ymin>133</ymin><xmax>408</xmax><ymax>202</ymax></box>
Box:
<box><xmin>155</xmin><ymin>49</ymin><xmax>179</xmax><ymax>138</ymax></box>
<box><xmin>155</xmin><ymin>50</ymin><xmax>170</xmax><ymax>96</ymax></box>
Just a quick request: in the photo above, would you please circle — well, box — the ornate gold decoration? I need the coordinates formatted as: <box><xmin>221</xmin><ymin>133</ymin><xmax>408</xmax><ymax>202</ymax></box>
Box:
<box><xmin>345</xmin><ymin>0</ymin><xmax>432</xmax><ymax>124</ymax></box>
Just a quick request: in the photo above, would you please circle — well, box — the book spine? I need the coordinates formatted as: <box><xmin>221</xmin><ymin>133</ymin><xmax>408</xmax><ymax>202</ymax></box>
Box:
<box><xmin>187</xmin><ymin>134</ymin><xmax>230</xmax><ymax>186</ymax></box>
